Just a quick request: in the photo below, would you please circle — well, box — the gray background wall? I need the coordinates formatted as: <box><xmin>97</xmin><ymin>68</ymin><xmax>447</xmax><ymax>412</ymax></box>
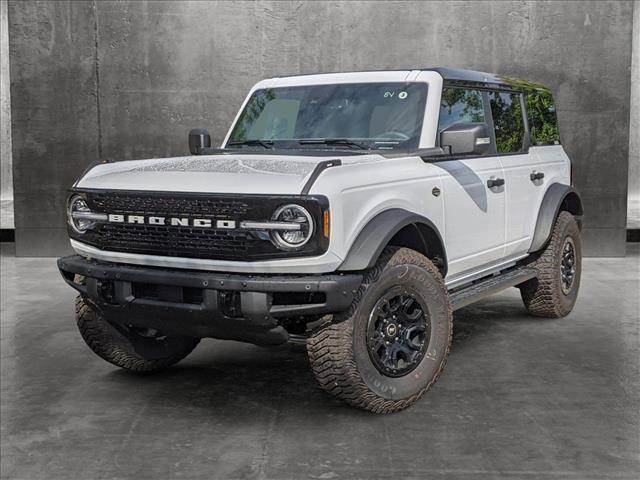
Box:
<box><xmin>629</xmin><ymin>0</ymin><xmax>639</xmax><ymax>229</ymax></box>
<box><xmin>7</xmin><ymin>0</ymin><xmax>636</xmax><ymax>256</ymax></box>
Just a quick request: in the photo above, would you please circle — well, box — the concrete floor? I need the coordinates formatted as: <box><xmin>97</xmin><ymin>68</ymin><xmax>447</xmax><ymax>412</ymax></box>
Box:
<box><xmin>1</xmin><ymin>244</ymin><xmax>639</xmax><ymax>480</ymax></box>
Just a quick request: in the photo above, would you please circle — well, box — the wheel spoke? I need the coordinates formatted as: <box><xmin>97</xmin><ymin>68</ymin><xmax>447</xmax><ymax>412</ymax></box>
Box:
<box><xmin>382</xmin><ymin>347</ymin><xmax>396</xmax><ymax>369</ymax></box>
<box><xmin>397</xmin><ymin>343</ymin><xmax>419</xmax><ymax>362</ymax></box>
<box><xmin>387</xmin><ymin>296</ymin><xmax>402</xmax><ymax>313</ymax></box>
<box><xmin>401</xmin><ymin>296</ymin><xmax>415</xmax><ymax>310</ymax></box>
<box><xmin>372</xmin><ymin>334</ymin><xmax>386</xmax><ymax>351</ymax></box>
<box><xmin>404</xmin><ymin>307</ymin><xmax>423</xmax><ymax>322</ymax></box>
<box><xmin>406</xmin><ymin>322</ymin><xmax>426</xmax><ymax>334</ymax></box>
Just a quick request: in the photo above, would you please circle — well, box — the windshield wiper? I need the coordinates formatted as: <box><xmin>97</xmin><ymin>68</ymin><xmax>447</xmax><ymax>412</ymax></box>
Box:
<box><xmin>227</xmin><ymin>139</ymin><xmax>275</xmax><ymax>149</ymax></box>
<box><xmin>297</xmin><ymin>138</ymin><xmax>369</xmax><ymax>150</ymax></box>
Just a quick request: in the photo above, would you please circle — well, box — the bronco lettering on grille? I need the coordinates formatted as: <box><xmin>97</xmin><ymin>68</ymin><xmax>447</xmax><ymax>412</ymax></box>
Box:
<box><xmin>107</xmin><ymin>214</ymin><xmax>236</xmax><ymax>229</ymax></box>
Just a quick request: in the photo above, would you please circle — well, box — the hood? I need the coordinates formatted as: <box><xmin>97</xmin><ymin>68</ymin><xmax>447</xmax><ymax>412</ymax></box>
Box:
<box><xmin>75</xmin><ymin>153</ymin><xmax>381</xmax><ymax>195</ymax></box>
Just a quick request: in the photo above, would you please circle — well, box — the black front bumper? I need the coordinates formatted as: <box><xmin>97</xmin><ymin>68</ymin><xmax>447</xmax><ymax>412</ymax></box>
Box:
<box><xmin>58</xmin><ymin>255</ymin><xmax>362</xmax><ymax>345</ymax></box>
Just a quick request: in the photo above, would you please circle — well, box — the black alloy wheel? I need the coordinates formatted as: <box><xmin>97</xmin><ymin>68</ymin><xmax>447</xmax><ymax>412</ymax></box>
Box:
<box><xmin>366</xmin><ymin>287</ymin><xmax>430</xmax><ymax>377</ymax></box>
<box><xmin>560</xmin><ymin>237</ymin><xmax>576</xmax><ymax>295</ymax></box>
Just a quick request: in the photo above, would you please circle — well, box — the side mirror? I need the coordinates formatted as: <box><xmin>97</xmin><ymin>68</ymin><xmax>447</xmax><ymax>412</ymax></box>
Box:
<box><xmin>188</xmin><ymin>128</ymin><xmax>211</xmax><ymax>155</ymax></box>
<box><xmin>440</xmin><ymin>123</ymin><xmax>491</xmax><ymax>156</ymax></box>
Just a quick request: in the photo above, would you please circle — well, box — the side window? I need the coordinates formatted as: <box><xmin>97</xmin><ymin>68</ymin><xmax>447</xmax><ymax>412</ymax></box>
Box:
<box><xmin>438</xmin><ymin>88</ymin><xmax>485</xmax><ymax>132</ymax></box>
<box><xmin>488</xmin><ymin>91</ymin><xmax>525</xmax><ymax>154</ymax></box>
<box><xmin>526</xmin><ymin>89</ymin><xmax>560</xmax><ymax>145</ymax></box>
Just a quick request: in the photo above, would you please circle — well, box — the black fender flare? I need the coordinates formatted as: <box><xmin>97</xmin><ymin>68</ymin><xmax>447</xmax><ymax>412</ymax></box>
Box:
<box><xmin>337</xmin><ymin>208</ymin><xmax>447</xmax><ymax>274</ymax></box>
<box><xmin>529</xmin><ymin>183</ymin><xmax>584</xmax><ymax>253</ymax></box>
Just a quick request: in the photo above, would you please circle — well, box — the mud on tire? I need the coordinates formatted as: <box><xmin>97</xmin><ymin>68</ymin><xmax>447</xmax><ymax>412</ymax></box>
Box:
<box><xmin>519</xmin><ymin>211</ymin><xmax>582</xmax><ymax>318</ymax></box>
<box><xmin>306</xmin><ymin>247</ymin><xmax>452</xmax><ymax>414</ymax></box>
<box><xmin>76</xmin><ymin>296</ymin><xmax>200</xmax><ymax>372</ymax></box>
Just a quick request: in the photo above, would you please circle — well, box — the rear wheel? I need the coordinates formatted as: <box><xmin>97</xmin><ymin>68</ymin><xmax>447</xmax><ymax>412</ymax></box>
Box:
<box><xmin>519</xmin><ymin>211</ymin><xmax>582</xmax><ymax>318</ymax></box>
<box><xmin>306</xmin><ymin>247</ymin><xmax>452</xmax><ymax>413</ymax></box>
<box><xmin>76</xmin><ymin>297</ymin><xmax>200</xmax><ymax>372</ymax></box>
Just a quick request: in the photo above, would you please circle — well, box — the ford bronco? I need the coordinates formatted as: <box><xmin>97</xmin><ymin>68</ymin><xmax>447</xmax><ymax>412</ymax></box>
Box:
<box><xmin>58</xmin><ymin>68</ymin><xmax>583</xmax><ymax>413</ymax></box>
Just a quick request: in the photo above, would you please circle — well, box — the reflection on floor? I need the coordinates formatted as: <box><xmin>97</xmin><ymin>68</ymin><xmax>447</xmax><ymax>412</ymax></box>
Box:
<box><xmin>628</xmin><ymin>197</ymin><xmax>640</xmax><ymax>229</ymax></box>
<box><xmin>0</xmin><ymin>198</ymin><xmax>13</xmax><ymax>229</ymax></box>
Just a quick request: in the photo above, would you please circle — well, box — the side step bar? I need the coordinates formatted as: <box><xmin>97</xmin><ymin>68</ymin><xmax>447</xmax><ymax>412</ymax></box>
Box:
<box><xmin>449</xmin><ymin>267</ymin><xmax>538</xmax><ymax>311</ymax></box>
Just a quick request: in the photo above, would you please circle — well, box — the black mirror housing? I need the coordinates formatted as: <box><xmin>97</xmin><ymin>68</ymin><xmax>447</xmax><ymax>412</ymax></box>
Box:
<box><xmin>189</xmin><ymin>128</ymin><xmax>211</xmax><ymax>155</ymax></box>
<box><xmin>440</xmin><ymin>123</ymin><xmax>491</xmax><ymax>156</ymax></box>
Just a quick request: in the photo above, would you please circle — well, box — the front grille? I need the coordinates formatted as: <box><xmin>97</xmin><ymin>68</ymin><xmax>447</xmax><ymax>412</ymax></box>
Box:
<box><xmin>91</xmin><ymin>192</ymin><xmax>250</xmax><ymax>219</ymax></box>
<box><xmin>73</xmin><ymin>190</ymin><xmax>329</xmax><ymax>261</ymax></box>
<box><xmin>95</xmin><ymin>223</ymin><xmax>255</xmax><ymax>260</ymax></box>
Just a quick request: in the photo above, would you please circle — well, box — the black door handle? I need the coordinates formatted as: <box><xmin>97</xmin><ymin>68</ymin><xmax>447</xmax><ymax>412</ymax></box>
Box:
<box><xmin>487</xmin><ymin>177</ymin><xmax>505</xmax><ymax>188</ymax></box>
<box><xmin>530</xmin><ymin>171</ymin><xmax>545</xmax><ymax>181</ymax></box>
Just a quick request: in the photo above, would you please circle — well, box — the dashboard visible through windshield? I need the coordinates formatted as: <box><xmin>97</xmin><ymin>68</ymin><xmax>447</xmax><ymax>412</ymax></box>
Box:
<box><xmin>227</xmin><ymin>82</ymin><xmax>428</xmax><ymax>151</ymax></box>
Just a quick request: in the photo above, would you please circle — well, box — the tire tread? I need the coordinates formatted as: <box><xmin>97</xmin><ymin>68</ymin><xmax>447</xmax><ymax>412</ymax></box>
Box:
<box><xmin>520</xmin><ymin>211</ymin><xmax>581</xmax><ymax>318</ymax></box>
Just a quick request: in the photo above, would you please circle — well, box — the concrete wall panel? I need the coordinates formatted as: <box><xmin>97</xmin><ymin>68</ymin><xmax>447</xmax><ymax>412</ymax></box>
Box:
<box><xmin>8</xmin><ymin>0</ymin><xmax>635</xmax><ymax>256</ymax></box>
<box><xmin>629</xmin><ymin>0</ymin><xmax>639</xmax><ymax>229</ymax></box>
<box><xmin>9</xmin><ymin>0</ymin><xmax>98</xmax><ymax>255</ymax></box>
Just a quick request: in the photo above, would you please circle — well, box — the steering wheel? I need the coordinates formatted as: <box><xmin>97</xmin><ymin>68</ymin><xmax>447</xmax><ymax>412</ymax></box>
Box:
<box><xmin>373</xmin><ymin>131</ymin><xmax>410</xmax><ymax>141</ymax></box>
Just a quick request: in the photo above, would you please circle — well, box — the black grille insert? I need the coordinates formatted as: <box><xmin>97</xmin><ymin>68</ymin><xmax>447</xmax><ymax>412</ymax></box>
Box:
<box><xmin>91</xmin><ymin>192</ymin><xmax>250</xmax><ymax>219</ymax></box>
<box><xmin>95</xmin><ymin>223</ymin><xmax>254</xmax><ymax>259</ymax></box>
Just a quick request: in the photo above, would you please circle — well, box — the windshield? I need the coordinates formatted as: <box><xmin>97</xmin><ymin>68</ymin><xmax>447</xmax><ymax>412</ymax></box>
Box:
<box><xmin>227</xmin><ymin>82</ymin><xmax>428</xmax><ymax>151</ymax></box>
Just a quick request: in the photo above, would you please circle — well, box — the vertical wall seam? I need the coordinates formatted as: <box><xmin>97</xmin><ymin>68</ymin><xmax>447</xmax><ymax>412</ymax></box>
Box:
<box><xmin>93</xmin><ymin>0</ymin><xmax>102</xmax><ymax>159</ymax></box>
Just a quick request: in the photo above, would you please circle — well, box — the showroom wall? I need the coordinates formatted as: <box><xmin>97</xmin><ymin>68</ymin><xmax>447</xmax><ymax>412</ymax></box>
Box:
<box><xmin>629</xmin><ymin>0</ymin><xmax>640</xmax><ymax>229</ymax></box>
<box><xmin>8</xmin><ymin>0</ymin><xmax>635</xmax><ymax>256</ymax></box>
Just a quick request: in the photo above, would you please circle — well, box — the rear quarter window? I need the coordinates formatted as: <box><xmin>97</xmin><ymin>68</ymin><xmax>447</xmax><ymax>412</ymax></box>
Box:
<box><xmin>526</xmin><ymin>89</ymin><xmax>560</xmax><ymax>145</ymax></box>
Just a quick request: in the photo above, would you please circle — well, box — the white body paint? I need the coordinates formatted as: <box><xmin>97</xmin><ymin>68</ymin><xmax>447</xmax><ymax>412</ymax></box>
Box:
<box><xmin>73</xmin><ymin>71</ymin><xmax>571</xmax><ymax>284</ymax></box>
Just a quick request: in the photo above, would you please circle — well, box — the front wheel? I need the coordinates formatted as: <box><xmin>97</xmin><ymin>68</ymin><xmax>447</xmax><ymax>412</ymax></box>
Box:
<box><xmin>519</xmin><ymin>211</ymin><xmax>582</xmax><ymax>318</ymax></box>
<box><xmin>306</xmin><ymin>248</ymin><xmax>452</xmax><ymax>414</ymax></box>
<box><xmin>76</xmin><ymin>297</ymin><xmax>200</xmax><ymax>372</ymax></box>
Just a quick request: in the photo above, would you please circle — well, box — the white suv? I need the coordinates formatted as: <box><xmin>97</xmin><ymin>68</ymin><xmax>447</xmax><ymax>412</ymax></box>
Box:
<box><xmin>58</xmin><ymin>68</ymin><xmax>583</xmax><ymax>413</ymax></box>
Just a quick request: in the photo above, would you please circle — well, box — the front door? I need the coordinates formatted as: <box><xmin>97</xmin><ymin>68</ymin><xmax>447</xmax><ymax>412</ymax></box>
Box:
<box><xmin>438</xmin><ymin>157</ymin><xmax>506</xmax><ymax>280</ymax></box>
<box><xmin>435</xmin><ymin>87</ymin><xmax>506</xmax><ymax>281</ymax></box>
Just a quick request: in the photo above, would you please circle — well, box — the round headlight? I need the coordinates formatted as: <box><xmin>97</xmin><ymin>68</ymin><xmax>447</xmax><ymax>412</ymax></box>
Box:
<box><xmin>67</xmin><ymin>195</ymin><xmax>92</xmax><ymax>234</ymax></box>
<box><xmin>270</xmin><ymin>204</ymin><xmax>314</xmax><ymax>250</ymax></box>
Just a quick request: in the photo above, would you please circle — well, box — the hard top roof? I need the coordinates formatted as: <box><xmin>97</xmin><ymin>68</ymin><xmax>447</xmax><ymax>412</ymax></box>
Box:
<box><xmin>427</xmin><ymin>67</ymin><xmax>549</xmax><ymax>91</ymax></box>
<box><xmin>271</xmin><ymin>67</ymin><xmax>550</xmax><ymax>91</ymax></box>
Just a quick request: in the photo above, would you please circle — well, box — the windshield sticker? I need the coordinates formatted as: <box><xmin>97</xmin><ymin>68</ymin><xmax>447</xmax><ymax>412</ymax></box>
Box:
<box><xmin>383</xmin><ymin>91</ymin><xmax>408</xmax><ymax>99</ymax></box>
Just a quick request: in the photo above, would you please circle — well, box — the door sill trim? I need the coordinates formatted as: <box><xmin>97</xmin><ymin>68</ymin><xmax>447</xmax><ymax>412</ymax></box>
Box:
<box><xmin>445</xmin><ymin>253</ymin><xmax>529</xmax><ymax>289</ymax></box>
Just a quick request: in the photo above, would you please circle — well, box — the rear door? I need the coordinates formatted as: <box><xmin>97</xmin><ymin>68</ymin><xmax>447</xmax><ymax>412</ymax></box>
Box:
<box><xmin>436</xmin><ymin>87</ymin><xmax>506</xmax><ymax>280</ymax></box>
<box><xmin>486</xmin><ymin>89</ymin><xmax>533</xmax><ymax>258</ymax></box>
<box><xmin>492</xmin><ymin>89</ymin><xmax>565</xmax><ymax>258</ymax></box>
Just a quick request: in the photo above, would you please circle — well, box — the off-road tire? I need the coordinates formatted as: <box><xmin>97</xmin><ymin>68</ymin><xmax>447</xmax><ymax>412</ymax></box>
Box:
<box><xmin>519</xmin><ymin>211</ymin><xmax>581</xmax><ymax>318</ymax></box>
<box><xmin>76</xmin><ymin>297</ymin><xmax>200</xmax><ymax>372</ymax></box>
<box><xmin>306</xmin><ymin>247</ymin><xmax>452</xmax><ymax>414</ymax></box>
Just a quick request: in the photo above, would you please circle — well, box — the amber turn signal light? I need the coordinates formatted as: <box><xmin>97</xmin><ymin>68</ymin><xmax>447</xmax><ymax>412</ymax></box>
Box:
<box><xmin>323</xmin><ymin>210</ymin><xmax>330</xmax><ymax>238</ymax></box>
